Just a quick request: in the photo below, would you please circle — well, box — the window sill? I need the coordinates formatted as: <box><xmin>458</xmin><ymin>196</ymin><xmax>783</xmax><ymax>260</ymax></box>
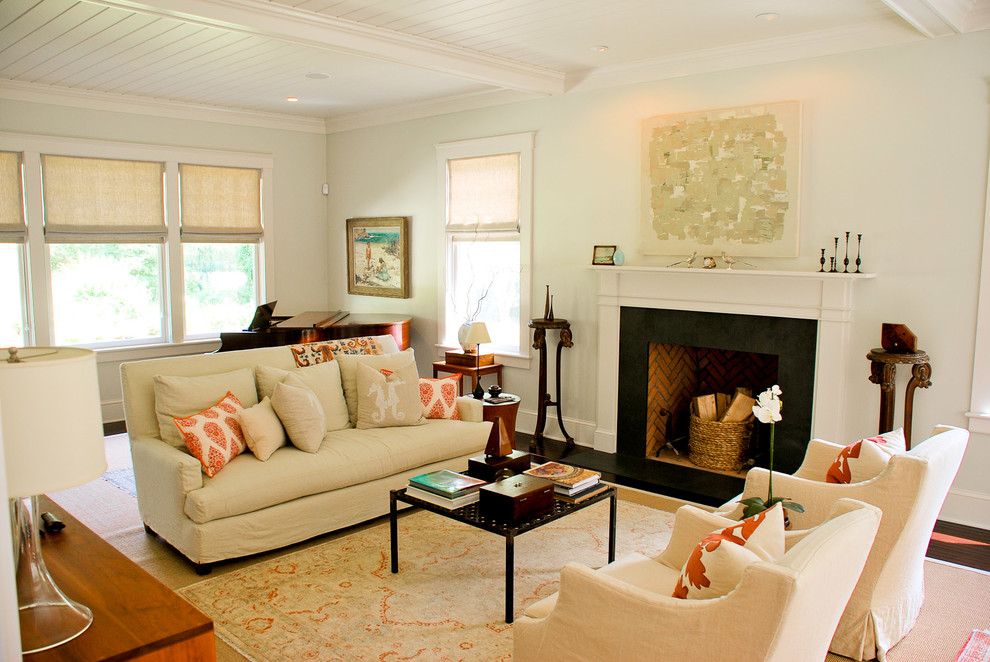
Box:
<box><xmin>94</xmin><ymin>338</ymin><xmax>221</xmax><ymax>363</ymax></box>
<box><xmin>965</xmin><ymin>412</ymin><xmax>990</xmax><ymax>436</ymax></box>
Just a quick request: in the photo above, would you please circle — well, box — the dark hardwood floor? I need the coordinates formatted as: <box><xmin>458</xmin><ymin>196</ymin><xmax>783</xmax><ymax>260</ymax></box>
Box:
<box><xmin>522</xmin><ymin>433</ymin><xmax>990</xmax><ymax>572</ymax></box>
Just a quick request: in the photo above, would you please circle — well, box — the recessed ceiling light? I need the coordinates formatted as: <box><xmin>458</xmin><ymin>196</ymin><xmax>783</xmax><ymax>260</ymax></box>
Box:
<box><xmin>305</xmin><ymin>72</ymin><xmax>330</xmax><ymax>80</ymax></box>
<box><xmin>286</xmin><ymin>96</ymin><xmax>299</xmax><ymax>102</ymax></box>
<box><xmin>756</xmin><ymin>12</ymin><xmax>779</xmax><ymax>21</ymax></box>
<box><xmin>591</xmin><ymin>45</ymin><xmax>608</xmax><ymax>53</ymax></box>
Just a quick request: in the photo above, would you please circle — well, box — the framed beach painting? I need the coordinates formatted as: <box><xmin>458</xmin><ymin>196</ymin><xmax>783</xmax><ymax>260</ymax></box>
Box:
<box><xmin>346</xmin><ymin>217</ymin><xmax>410</xmax><ymax>298</ymax></box>
<box><xmin>640</xmin><ymin>101</ymin><xmax>801</xmax><ymax>257</ymax></box>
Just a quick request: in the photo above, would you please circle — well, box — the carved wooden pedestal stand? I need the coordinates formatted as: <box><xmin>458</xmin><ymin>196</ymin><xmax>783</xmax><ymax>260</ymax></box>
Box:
<box><xmin>529</xmin><ymin>318</ymin><xmax>574</xmax><ymax>449</ymax></box>
<box><xmin>867</xmin><ymin>348</ymin><xmax>932</xmax><ymax>449</ymax></box>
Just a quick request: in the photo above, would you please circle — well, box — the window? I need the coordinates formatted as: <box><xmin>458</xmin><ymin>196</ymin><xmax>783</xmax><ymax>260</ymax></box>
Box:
<box><xmin>0</xmin><ymin>133</ymin><xmax>272</xmax><ymax>350</ymax></box>
<box><xmin>0</xmin><ymin>151</ymin><xmax>27</xmax><ymax>346</ymax></box>
<box><xmin>437</xmin><ymin>133</ymin><xmax>533</xmax><ymax>359</ymax></box>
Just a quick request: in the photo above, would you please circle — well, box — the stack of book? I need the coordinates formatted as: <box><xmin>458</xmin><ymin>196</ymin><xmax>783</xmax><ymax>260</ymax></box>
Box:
<box><xmin>406</xmin><ymin>469</ymin><xmax>487</xmax><ymax>509</ymax></box>
<box><xmin>523</xmin><ymin>461</ymin><xmax>607</xmax><ymax>503</ymax></box>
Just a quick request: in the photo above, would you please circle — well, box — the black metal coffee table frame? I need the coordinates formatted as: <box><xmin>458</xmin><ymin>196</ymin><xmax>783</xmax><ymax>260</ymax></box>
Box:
<box><xmin>389</xmin><ymin>485</ymin><xmax>617</xmax><ymax>623</ymax></box>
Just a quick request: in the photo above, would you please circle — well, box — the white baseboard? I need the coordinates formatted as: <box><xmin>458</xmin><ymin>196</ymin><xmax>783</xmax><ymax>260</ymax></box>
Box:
<box><xmin>939</xmin><ymin>488</ymin><xmax>990</xmax><ymax>530</ymax></box>
<box><xmin>514</xmin><ymin>407</ymin><xmax>594</xmax><ymax>448</ymax></box>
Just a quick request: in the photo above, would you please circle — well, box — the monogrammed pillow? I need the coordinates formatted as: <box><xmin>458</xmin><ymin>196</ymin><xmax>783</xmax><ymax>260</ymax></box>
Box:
<box><xmin>825</xmin><ymin>428</ymin><xmax>906</xmax><ymax>484</ymax></box>
<box><xmin>672</xmin><ymin>503</ymin><xmax>786</xmax><ymax>600</ymax></box>
<box><xmin>173</xmin><ymin>391</ymin><xmax>247</xmax><ymax>477</ymax></box>
<box><xmin>419</xmin><ymin>376</ymin><xmax>461</xmax><ymax>420</ymax></box>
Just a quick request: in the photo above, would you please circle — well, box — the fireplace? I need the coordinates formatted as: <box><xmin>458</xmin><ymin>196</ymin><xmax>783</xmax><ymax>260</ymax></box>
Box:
<box><xmin>589</xmin><ymin>266</ymin><xmax>872</xmax><ymax>503</ymax></box>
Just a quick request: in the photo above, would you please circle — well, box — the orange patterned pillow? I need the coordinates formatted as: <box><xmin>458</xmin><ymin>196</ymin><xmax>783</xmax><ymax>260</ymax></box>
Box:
<box><xmin>825</xmin><ymin>428</ymin><xmax>906</xmax><ymax>484</ymax></box>
<box><xmin>173</xmin><ymin>391</ymin><xmax>247</xmax><ymax>477</ymax></box>
<box><xmin>672</xmin><ymin>503</ymin><xmax>785</xmax><ymax>600</ymax></box>
<box><xmin>419</xmin><ymin>376</ymin><xmax>462</xmax><ymax>420</ymax></box>
<box><xmin>290</xmin><ymin>337</ymin><xmax>385</xmax><ymax>366</ymax></box>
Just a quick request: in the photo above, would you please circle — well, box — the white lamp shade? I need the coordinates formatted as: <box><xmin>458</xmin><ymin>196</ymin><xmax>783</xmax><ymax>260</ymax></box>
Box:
<box><xmin>464</xmin><ymin>322</ymin><xmax>491</xmax><ymax>345</ymax></box>
<box><xmin>0</xmin><ymin>347</ymin><xmax>107</xmax><ymax>498</ymax></box>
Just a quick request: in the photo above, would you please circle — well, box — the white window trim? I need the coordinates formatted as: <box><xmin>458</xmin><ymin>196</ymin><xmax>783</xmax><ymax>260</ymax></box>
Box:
<box><xmin>436</xmin><ymin>132</ymin><xmax>534</xmax><ymax>368</ymax></box>
<box><xmin>967</xmin><ymin>156</ymin><xmax>990</xmax><ymax>435</ymax></box>
<box><xmin>0</xmin><ymin>131</ymin><xmax>274</xmax><ymax>349</ymax></box>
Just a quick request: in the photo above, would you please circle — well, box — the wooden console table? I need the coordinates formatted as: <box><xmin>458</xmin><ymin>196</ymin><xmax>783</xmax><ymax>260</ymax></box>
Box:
<box><xmin>529</xmin><ymin>318</ymin><xmax>574</xmax><ymax>447</ymax></box>
<box><xmin>26</xmin><ymin>497</ymin><xmax>216</xmax><ymax>661</ymax></box>
<box><xmin>867</xmin><ymin>348</ymin><xmax>932</xmax><ymax>449</ymax></box>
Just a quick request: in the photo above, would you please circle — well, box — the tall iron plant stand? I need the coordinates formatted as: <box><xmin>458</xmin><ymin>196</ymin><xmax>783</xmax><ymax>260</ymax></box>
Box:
<box><xmin>528</xmin><ymin>318</ymin><xmax>574</xmax><ymax>449</ymax></box>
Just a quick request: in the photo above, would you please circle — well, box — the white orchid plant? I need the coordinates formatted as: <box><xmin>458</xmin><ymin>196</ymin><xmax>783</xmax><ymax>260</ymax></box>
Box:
<box><xmin>740</xmin><ymin>385</ymin><xmax>806</xmax><ymax>518</ymax></box>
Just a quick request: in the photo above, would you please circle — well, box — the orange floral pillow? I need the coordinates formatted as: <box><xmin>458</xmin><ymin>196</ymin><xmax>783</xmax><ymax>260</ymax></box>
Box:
<box><xmin>419</xmin><ymin>376</ymin><xmax>461</xmax><ymax>420</ymax></box>
<box><xmin>672</xmin><ymin>503</ymin><xmax>785</xmax><ymax>600</ymax></box>
<box><xmin>825</xmin><ymin>428</ymin><xmax>906</xmax><ymax>484</ymax></box>
<box><xmin>173</xmin><ymin>391</ymin><xmax>247</xmax><ymax>477</ymax></box>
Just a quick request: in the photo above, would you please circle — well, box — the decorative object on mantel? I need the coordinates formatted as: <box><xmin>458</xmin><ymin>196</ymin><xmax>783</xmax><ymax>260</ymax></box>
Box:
<box><xmin>702</xmin><ymin>256</ymin><xmax>717</xmax><ymax>269</ymax></box>
<box><xmin>667</xmin><ymin>251</ymin><xmax>697</xmax><ymax>268</ymax></box>
<box><xmin>528</xmin><ymin>316</ymin><xmax>574</xmax><ymax>448</ymax></box>
<box><xmin>868</xmin><ymin>323</ymin><xmax>931</xmax><ymax>449</ymax></box>
<box><xmin>819</xmin><ymin>248</ymin><xmax>826</xmax><ymax>273</ymax></box>
<box><xmin>843</xmin><ymin>231</ymin><xmax>851</xmax><ymax>273</ymax></box>
<box><xmin>819</xmin><ymin>233</ymin><xmax>864</xmax><ymax>274</ymax></box>
<box><xmin>612</xmin><ymin>248</ymin><xmax>625</xmax><ymax>265</ymax></box>
<box><xmin>720</xmin><ymin>251</ymin><xmax>758</xmax><ymax>270</ymax></box>
<box><xmin>855</xmin><ymin>233</ymin><xmax>863</xmax><ymax>273</ymax></box>
<box><xmin>831</xmin><ymin>237</ymin><xmax>839</xmax><ymax>273</ymax></box>
<box><xmin>641</xmin><ymin>101</ymin><xmax>801</xmax><ymax>258</ymax></box>
<box><xmin>592</xmin><ymin>245</ymin><xmax>617</xmax><ymax>265</ymax></box>
<box><xmin>740</xmin><ymin>385</ymin><xmax>805</xmax><ymax>520</ymax></box>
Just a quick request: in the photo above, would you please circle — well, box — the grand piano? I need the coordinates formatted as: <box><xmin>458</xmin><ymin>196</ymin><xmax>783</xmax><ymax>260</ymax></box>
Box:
<box><xmin>219</xmin><ymin>308</ymin><xmax>411</xmax><ymax>352</ymax></box>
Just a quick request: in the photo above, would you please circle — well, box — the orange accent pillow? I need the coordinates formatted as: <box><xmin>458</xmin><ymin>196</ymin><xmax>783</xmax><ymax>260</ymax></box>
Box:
<box><xmin>825</xmin><ymin>428</ymin><xmax>906</xmax><ymax>484</ymax></box>
<box><xmin>672</xmin><ymin>503</ymin><xmax>785</xmax><ymax>600</ymax></box>
<box><xmin>173</xmin><ymin>391</ymin><xmax>247</xmax><ymax>477</ymax></box>
<box><xmin>419</xmin><ymin>376</ymin><xmax>462</xmax><ymax>420</ymax></box>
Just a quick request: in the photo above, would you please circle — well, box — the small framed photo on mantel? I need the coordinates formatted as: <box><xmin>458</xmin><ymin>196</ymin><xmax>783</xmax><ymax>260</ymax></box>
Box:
<box><xmin>346</xmin><ymin>216</ymin><xmax>410</xmax><ymax>298</ymax></box>
<box><xmin>592</xmin><ymin>245</ymin><xmax>617</xmax><ymax>265</ymax></box>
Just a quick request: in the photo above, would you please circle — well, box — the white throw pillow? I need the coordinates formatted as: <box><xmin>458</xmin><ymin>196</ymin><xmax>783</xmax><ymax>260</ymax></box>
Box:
<box><xmin>270</xmin><ymin>381</ymin><xmax>325</xmax><ymax>453</ymax></box>
<box><xmin>673</xmin><ymin>503</ymin><xmax>786</xmax><ymax>600</ymax></box>
<box><xmin>154</xmin><ymin>368</ymin><xmax>258</xmax><ymax>447</ymax></box>
<box><xmin>825</xmin><ymin>428</ymin><xmax>906</xmax><ymax>484</ymax></box>
<box><xmin>335</xmin><ymin>348</ymin><xmax>417</xmax><ymax>427</ymax></box>
<box><xmin>255</xmin><ymin>361</ymin><xmax>350</xmax><ymax>432</ymax></box>
<box><xmin>356</xmin><ymin>362</ymin><xmax>425</xmax><ymax>429</ymax></box>
<box><xmin>238</xmin><ymin>396</ymin><xmax>287</xmax><ymax>461</ymax></box>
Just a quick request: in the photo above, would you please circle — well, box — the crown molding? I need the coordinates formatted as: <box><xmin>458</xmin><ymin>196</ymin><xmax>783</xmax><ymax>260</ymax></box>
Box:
<box><xmin>881</xmin><ymin>0</ymin><xmax>990</xmax><ymax>36</ymax></box>
<box><xmin>0</xmin><ymin>80</ymin><xmax>328</xmax><ymax>134</ymax></box>
<box><xmin>88</xmin><ymin>0</ymin><xmax>566</xmax><ymax>96</ymax></box>
<box><xmin>566</xmin><ymin>21</ymin><xmax>924</xmax><ymax>93</ymax></box>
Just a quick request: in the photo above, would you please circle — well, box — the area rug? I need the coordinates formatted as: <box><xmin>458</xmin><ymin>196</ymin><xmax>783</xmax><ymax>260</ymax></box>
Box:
<box><xmin>102</xmin><ymin>467</ymin><xmax>137</xmax><ymax>497</ymax></box>
<box><xmin>956</xmin><ymin>629</ymin><xmax>990</xmax><ymax>662</ymax></box>
<box><xmin>178</xmin><ymin>500</ymin><xmax>674</xmax><ymax>662</ymax></box>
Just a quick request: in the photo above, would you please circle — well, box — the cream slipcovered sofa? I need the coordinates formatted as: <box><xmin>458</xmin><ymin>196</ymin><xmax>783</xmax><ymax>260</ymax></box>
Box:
<box><xmin>513</xmin><ymin>499</ymin><xmax>882</xmax><ymax>662</ymax></box>
<box><xmin>120</xmin><ymin>335</ymin><xmax>491</xmax><ymax>572</ymax></box>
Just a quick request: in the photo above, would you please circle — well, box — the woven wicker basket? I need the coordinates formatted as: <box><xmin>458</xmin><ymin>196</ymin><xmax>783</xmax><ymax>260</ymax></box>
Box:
<box><xmin>688</xmin><ymin>415</ymin><xmax>753</xmax><ymax>471</ymax></box>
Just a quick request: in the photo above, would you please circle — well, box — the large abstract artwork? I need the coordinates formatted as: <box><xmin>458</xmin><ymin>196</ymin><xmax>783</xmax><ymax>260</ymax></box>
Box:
<box><xmin>641</xmin><ymin>102</ymin><xmax>801</xmax><ymax>257</ymax></box>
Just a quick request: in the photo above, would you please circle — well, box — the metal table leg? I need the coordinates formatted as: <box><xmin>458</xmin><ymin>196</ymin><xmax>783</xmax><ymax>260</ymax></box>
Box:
<box><xmin>608</xmin><ymin>491</ymin><xmax>617</xmax><ymax>563</ymax></box>
<box><xmin>505</xmin><ymin>531</ymin><xmax>515</xmax><ymax>623</ymax></box>
<box><xmin>389</xmin><ymin>490</ymin><xmax>399</xmax><ymax>573</ymax></box>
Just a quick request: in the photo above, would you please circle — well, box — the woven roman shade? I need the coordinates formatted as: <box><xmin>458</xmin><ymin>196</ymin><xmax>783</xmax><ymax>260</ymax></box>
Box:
<box><xmin>0</xmin><ymin>151</ymin><xmax>25</xmax><ymax>242</ymax></box>
<box><xmin>446</xmin><ymin>153</ymin><xmax>520</xmax><ymax>231</ymax></box>
<box><xmin>179</xmin><ymin>164</ymin><xmax>262</xmax><ymax>241</ymax></box>
<box><xmin>41</xmin><ymin>154</ymin><xmax>165</xmax><ymax>242</ymax></box>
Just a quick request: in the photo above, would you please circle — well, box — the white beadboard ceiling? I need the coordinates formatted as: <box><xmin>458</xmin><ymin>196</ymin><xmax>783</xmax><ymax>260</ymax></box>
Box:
<box><xmin>1</xmin><ymin>0</ymin><xmax>988</xmax><ymax>132</ymax></box>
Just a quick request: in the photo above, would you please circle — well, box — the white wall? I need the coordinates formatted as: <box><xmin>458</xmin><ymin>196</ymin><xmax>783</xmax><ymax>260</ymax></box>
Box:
<box><xmin>0</xmin><ymin>101</ymin><xmax>330</xmax><ymax>422</ymax></box>
<box><xmin>326</xmin><ymin>31</ymin><xmax>990</xmax><ymax>528</ymax></box>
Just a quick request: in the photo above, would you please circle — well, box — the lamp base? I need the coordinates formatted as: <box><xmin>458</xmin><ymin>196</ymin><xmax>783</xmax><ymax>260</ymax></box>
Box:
<box><xmin>13</xmin><ymin>496</ymin><xmax>94</xmax><ymax>654</ymax></box>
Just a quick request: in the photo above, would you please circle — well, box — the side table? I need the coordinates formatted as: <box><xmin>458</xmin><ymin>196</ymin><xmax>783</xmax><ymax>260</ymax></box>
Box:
<box><xmin>482</xmin><ymin>393</ymin><xmax>521</xmax><ymax>449</ymax></box>
<box><xmin>433</xmin><ymin>360</ymin><xmax>503</xmax><ymax>396</ymax></box>
<box><xmin>867</xmin><ymin>348</ymin><xmax>932</xmax><ymax>449</ymax></box>
<box><xmin>529</xmin><ymin>318</ymin><xmax>574</xmax><ymax>447</ymax></box>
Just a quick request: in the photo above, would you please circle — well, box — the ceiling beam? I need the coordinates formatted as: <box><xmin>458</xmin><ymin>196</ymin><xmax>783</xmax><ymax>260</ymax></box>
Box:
<box><xmin>880</xmin><ymin>0</ymin><xmax>980</xmax><ymax>37</ymax></box>
<box><xmin>88</xmin><ymin>0</ymin><xmax>566</xmax><ymax>96</ymax></box>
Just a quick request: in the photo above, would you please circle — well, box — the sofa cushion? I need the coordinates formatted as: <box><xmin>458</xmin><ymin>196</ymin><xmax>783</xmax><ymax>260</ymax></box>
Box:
<box><xmin>289</xmin><ymin>336</ymin><xmax>390</xmax><ymax>366</ymax></box>
<box><xmin>335</xmin><ymin>349</ymin><xmax>417</xmax><ymax>427</ymax></box>
<box><xmin>825</xmin><ymin>428</ymin><xmax>906</xmax><ymax>484</ymax></box>
<box><xmin>256</xmin><ymin>361</ymin><xmax>350</xmax><ymax>431</ymax></box>
<box><xmin>271</xmin><ymin>381</ymin><xmax>325</xmax><ymax>452</ymax></box>
<box><xmin>238</xmin><ymin>396</ymin><xmax>287</xmax><ymax>461</ymax></box>
<box><xmin>356</xmin><ymin>362</ymin><xmax>425</xmax><ymax>429</ymax></box>
<box><xmin>154</xmin><ymin>368</ymin><xmax>259</xmax><ymax>447</ymax></box>
<box><xmin>183</xmin><ymin>418</ymin><xmax>489</xmax><ymax>524</ymax></box>
<box><xmin>173</xmin><ymin>391</ymin><xmax>248</xmax><ymax>477</ymax></box>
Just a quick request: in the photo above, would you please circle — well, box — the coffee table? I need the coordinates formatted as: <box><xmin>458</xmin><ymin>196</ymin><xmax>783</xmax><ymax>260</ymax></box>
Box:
<box><xmin>389</xmin><ymin>484</ymin><xmax>617</xmax><ymax>623</ymax></box>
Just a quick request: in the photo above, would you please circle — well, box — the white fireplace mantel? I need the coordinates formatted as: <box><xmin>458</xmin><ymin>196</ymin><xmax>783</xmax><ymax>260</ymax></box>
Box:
<box><xmin>593</xmin><ymin>266</ymin><xmax>875</xmax><ymax>453</ymax></box>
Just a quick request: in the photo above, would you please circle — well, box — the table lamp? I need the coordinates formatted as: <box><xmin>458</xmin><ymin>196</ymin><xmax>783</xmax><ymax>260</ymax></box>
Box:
<box><xmin>463</xmin><ymin>322</ymin><xmax>491</xmax><ymax>355</ymax></box>
<box><xmin>1</xmin><ymin>347</ymin><xmax>107</xmax><ymax>654</ymax></box>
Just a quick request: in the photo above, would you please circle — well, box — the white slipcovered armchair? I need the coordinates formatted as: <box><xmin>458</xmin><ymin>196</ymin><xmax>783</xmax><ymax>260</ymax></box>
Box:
<box><xmin>513</xmin><ymin>498</ymin><xmax>882</xmax><ymax>662</ymax></box>
<box><xmin>717</xmin><ymin>424</ymin><xmax>969</xmax><ymax>661</ymax></box>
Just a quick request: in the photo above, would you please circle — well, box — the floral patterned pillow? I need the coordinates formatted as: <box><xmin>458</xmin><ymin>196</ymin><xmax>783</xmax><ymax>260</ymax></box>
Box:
<box><xmin>672</xmin><ymin>503</ymin><xmax>785</xmax><ymax>600</ymax></box>
<box><xmin>419</xmin><ymin>376</ymin><xmax>461</xmax><ymax>420</ymax></box>
<box><xmin>173</xmin><ymin>391</ymin><xmax>247</xmax><ymax>477</ymax></box>
<box><xmin>825</xmin><ymin>428</ymin><xmax>906</xmax><ymax>484</ymax></box>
